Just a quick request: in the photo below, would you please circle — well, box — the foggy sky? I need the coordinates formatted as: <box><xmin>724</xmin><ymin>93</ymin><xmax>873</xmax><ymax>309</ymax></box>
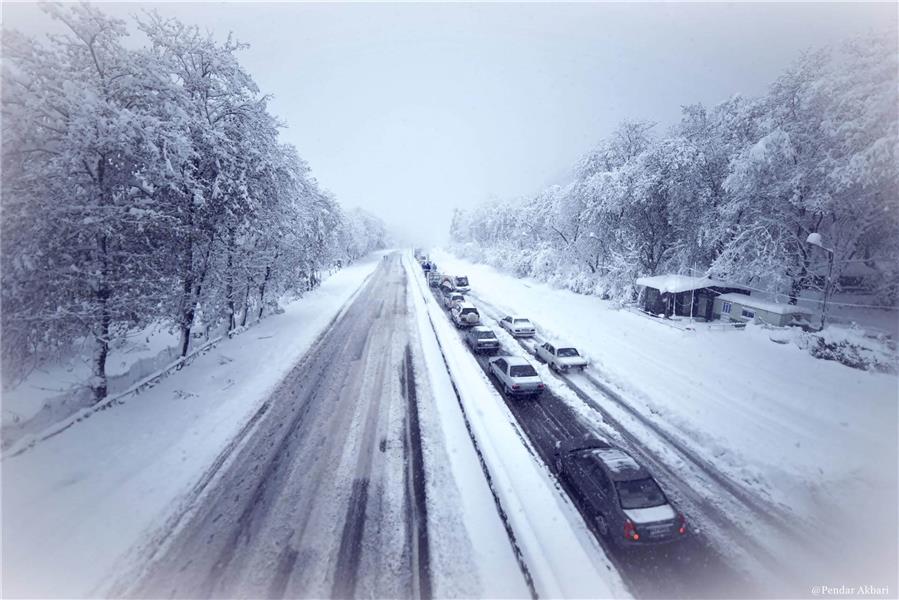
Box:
<box><xmin>3</xmin><ymin>2</ymin><xmax>896</xmax><ymax>246</ymax></box>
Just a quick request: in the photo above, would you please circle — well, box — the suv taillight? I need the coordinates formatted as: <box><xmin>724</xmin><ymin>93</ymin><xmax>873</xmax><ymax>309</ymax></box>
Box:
<box><xmin>678</xmin><ymin>514</ymin><xmax>687</xmax><ymax>535</ymax></box>
<box><xmin>624</xmin><ymin>519</ymin><xmax>639</xmax><ymax>541</ymax></box>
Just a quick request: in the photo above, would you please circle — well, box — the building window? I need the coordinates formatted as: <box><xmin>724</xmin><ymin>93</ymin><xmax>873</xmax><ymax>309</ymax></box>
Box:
<box><xmin>741</xmin><ymin>308</ymin><xmax>755</xmax><ymax>320</ymax></box>
<box><xmin>722</xmin><ymin>302</ymin><xmax>732</xmax><ymax>315</ymax></box>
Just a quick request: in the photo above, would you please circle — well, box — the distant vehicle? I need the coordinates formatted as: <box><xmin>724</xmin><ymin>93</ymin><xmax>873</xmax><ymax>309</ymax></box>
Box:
<box><xmin>553</xmin><ymin>438</ymin><xmax>687</xmax><ymax>546</ymax></box>
<box><xmin>536</xmin><ymin>342</ymin><xmax>588</xmax><ymax>373</ymax></box>
<box><xmin>488</xmin><ymin>355</ymin><xmax>544</xmax><ymax>396</ymax></box>
<box><xmin>427</xmin><ymin>271</ymin><xmax>442</xmax><ymax>287</ymax></box>
<box><xmin>451</xmin><ymin>302</ymin><xmax>481</xmax><ymax>328</ymax></box>
<box><xmin>443</xmin><ymin>291</ymin><xmax>465</xmax><ymax>309</ymax></box>
<box><xmin>453</xmin><ymin>275</ymin><xmax>470</xmax><ymax>293</ymax></box>
<box><xmin>465</xmin><ymin>325</ymin><xmax>500</xmax><ymax>354</ymax></box>
<box><xmin>499</xmin><ymin>315</ymin><xmax>536</xmax><ymax>337</ymax></box>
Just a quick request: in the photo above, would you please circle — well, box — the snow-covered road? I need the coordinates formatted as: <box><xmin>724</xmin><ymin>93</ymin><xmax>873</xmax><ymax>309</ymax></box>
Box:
<box><xmin>419</xmin><ymin>272</ymin><xmax>759</xmax><ymax>599</ymax></box>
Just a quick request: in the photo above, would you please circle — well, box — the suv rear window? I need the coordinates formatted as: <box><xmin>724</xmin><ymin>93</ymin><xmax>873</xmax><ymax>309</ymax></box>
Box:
<box><xmin>615</xmin><ymin>478</ymin><xmax>666</xmax><ymax>509</ymax></box>
<box><xmin>509</xmin><ymin>365</ymin><xmax>537</xmax><ymax>377</ymax></box>
<box><xmin>461</xmin><ymin>308</ymin><xmax>478</xmax><ymax>316</ymax></box>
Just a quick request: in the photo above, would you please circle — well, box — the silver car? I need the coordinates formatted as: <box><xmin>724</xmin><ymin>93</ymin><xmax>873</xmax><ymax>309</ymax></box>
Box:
<box><xmin>499</xmin><ymin>315</ymin><xmax>536</xmax><ymax>337</ymax></box>
<box><xmin>535</xmin><ymin>342</ymin><xmax>588</xmax><ymax>372</ymax></box>
<box><xmin>488</xmin><ymin>355</ymin><xmax>544</xmax><ymax>396</ymax></box>
<box><xmin>465</xmin><ymin>325</ymin><xmax>500</xmax><ymax>354</ymax></box>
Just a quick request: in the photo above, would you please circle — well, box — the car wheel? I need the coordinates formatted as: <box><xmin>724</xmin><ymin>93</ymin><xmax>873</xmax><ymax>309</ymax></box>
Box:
<box><xmin>595</xmin><ymin>514</ymin><xmax>609</xmax><ymax>537</ymax></box>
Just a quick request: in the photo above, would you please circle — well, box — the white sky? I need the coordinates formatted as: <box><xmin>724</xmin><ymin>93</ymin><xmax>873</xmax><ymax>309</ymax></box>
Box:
<box><xmin>3</xmin><ymin>2</ymin><xmax>896</xmax><ymax>245</ymax></box>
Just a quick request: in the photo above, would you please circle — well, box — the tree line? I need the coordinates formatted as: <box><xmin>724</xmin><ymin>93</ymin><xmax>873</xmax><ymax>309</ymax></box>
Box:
<box><xmin>1</xmin><ymin>4</ymin><xmax>386</xmax><ymax>401</ymax></box>
<box><xmin>450</xmin><ymin>32</ymin><xmax>897</xmax><ymax>317</ymax></box>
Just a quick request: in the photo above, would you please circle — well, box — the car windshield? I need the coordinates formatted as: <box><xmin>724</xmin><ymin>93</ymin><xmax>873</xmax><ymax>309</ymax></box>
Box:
<box><xmin>509</xmin><ymin>365</ymin><xmax>538</xmax><ymax>377</ymax></box>
<box><xmin>513</xmin><ymin>319</ymin><xmax>532</xmax><ymax>326</ymax></box>
<box><xmin>455</xmin><ymin>277</ymin><xmax>468</xmax><ymax>286</ymax></box>
<box><xmin>615</xmin><ymin>478</ymin><xmax>666</xmax><ymax>509</ymax></box>
<box><xmin>557</xmin><ymin>347</ymin><xmax>579</xmax><ymax>357</ymax></box>
<box><xmin>475</xmin><ymin>331</ymin><xmax>495</xmax><ymax>339</ymax></box>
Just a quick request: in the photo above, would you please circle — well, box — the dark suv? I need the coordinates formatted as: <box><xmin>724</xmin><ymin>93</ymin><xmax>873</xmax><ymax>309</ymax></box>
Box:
<box><xmin>554</xmin><ymin>438</ymin><xmax>686</xmax><ymax>547</ymax></box>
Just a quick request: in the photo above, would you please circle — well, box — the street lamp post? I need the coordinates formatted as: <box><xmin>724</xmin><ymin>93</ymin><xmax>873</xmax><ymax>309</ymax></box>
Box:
<box><xmin>806</xmin><ymin>232</ymin><xmax>835</xmax><ymax>330</ymax></box>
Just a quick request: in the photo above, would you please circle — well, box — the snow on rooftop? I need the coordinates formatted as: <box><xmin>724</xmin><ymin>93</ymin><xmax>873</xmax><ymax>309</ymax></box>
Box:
<box><xmin>635</xmin><ymin>274</ymin><xmax>746</xmax><ymax>294</ymax></box>
<box><xmin>504</xmin><ymin>355</ymin><xmax>532</xmax><ymax>366</ymax></box>
<box><xmin>717</xmin><ymin>293</ymin><xmax>814</xmax><ymax>315</ymax></box>
<box><xmin>594</xmin><ymin>448</ymin><xmax>642</xmax><ymax>474</ymax></box>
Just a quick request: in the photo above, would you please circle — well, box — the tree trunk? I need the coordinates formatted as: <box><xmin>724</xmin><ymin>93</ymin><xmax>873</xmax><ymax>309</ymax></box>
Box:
<box><xmin>91</xmin><ymin>308</ymin><xmax>110</xmax><ymax>403</ymax></box>
<box><xmin>179</xmin><ymin>241</ymin><xmax>212</xmax><ymax>357</ymax></box>
<box><xmin>225</xmin><ymin>230</ymin><xmax>235</xmax><ymax>333</ymax></box>
<box><xmin>91</xmin><ymin>242</ymin><xmax>111</xmax><ymax>403</ymax></box>
<box><xmin>240</xmin><ymin>277</ymin><xmax>252</xmax><ymax>328</ymax></box>
<box><xmin>257</xmin><ymin>263</ymin><xmax>272</xmax><ymax>320</ymax></box>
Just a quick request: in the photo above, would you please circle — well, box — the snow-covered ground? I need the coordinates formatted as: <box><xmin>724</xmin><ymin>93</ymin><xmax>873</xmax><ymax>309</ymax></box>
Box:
<box><xmin>2</xmin><ymin>324</ymin><xmax>180</xmax><ymax>439</ymax></box>
<box><xmin>1</xmin><ymin>255</ymin><xmax>383</xmax><ymax>598</ymax></box>
<box><xmin>434</xmin><ymin>249</ymin><xmax>898</xmax><ymax>588</ymax></box>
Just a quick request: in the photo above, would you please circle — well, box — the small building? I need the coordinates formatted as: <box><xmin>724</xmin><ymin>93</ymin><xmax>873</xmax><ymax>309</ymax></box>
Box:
<box><xmin>636</xmin><ymin>274</ymin><xmax>748</xmax><ymax>321</ymax></box>
<box><xmin>713</xmin><ymin>293</ymin><xmax>814</xmax><ymax>327</ymax></box>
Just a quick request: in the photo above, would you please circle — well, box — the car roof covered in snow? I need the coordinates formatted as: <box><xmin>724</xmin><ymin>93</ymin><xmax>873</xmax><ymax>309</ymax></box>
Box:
<box><xmin>471</xmin><ymin>325</ymin><xmax>493</xmax><ymax>333</ymax></box>
<box><xmin>592</xmin><ymin>448</ymin><xmax>647</xmax><ymax>480</ymax></box>
<box><xmin>716</xmin><ymin>293</ymin><xmax>814</xmax><ymax>315</ymax></box>
<box><xmin>635</xmin><ymin>274</ymin><xmax>747</xmax><ymax>294</ymax></box>
<box><xmin>503</xmin><ymin>355</ymin><xmax>532</xmax><ymax>367</ymax></box>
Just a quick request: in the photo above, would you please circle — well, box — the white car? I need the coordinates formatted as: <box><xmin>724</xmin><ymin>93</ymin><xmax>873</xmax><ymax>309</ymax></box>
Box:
<box><xmin>499</xmin><ymin>315</ymin><xmax>536</xmax><ymax>337</ymax></box>
<box><xmin>488</xmin><ymin>355</ymin><xmax>544</xmax><ymax>396</ymax></box>
<box><xmin>535</xmin><ymin>342</ymin><xmax>588</xmax><ymax>373</ymax></box>
<box><xmin>452</xmin><ymin>275</ymin><xmax>471</xmax><ymax>293</ymax></box>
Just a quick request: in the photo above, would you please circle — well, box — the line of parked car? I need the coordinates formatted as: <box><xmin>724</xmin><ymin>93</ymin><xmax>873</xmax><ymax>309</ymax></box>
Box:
<box><xmin>414</xmin><ymin>251</ymin><xmax>688</xmax><ymax>546</ymax></box>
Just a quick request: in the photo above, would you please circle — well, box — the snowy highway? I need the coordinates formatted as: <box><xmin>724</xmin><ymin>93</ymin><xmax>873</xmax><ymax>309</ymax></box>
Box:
<box><xmin>429</xmin><ymin>286</ymin><xmax>759</xmax><ymax>598</ymax></box>
<box><xmin>122</xmin><ymin>254</ymin><xmax>427</xmax><ymax>598</ymax></box>
<box><xmin>108</xmin><ymin>251</ymin><xmax>835</xmax><ymax>599</ymax></box>
<box><xmin>3</xmin><ymin>6</ymin><xmax>896</xmax><ymax>598</ymax></box>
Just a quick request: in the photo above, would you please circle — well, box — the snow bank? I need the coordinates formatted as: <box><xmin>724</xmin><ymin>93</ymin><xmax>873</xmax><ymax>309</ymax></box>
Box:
<box><xmin>404</xmin><ymin>253</ymin><xmax>629</xmax><ymax>599</ymax></box>
<box><xmin>1</xmin><ymin>254</ymin><xmax>383</xmax><ymax>598</ymax></box>
<box><xmin>404</xmin><ymin>259</ymin><xmax>531</xmax><ymax>599</ymax></box>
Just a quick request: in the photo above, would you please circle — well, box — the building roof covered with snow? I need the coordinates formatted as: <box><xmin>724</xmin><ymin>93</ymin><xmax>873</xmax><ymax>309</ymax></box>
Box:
<box><xmin>635</xmin><ymin>274</ymin><xmax>747</xmax><ymax>294</ymax></box>
<box><xmin>716</xmin><ymin>293</ymin><xmax>814</xmax><ymax>315</ymax></box>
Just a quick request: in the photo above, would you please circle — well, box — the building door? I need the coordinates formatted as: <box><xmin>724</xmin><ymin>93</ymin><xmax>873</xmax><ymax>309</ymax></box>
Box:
<box><xmin>697</xmin><ymin>295</ymin><xmax>709</xmax><ymax>320</ymax></box>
